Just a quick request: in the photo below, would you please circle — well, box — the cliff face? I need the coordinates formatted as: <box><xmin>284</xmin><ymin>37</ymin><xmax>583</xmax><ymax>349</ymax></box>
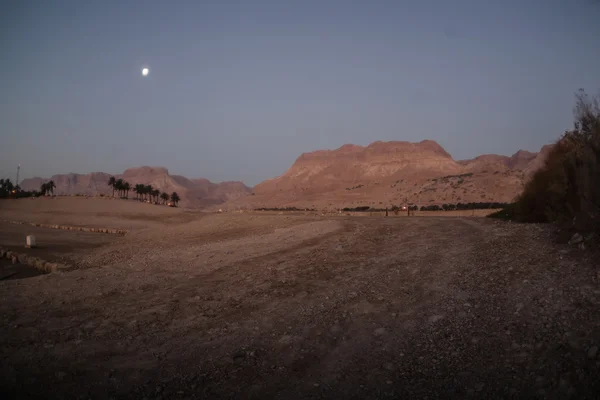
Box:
<box><xmin>222</xmin><ymin>140</ymin><xmax>553</xmax><ymax>210</ymax></box>
<box><xmin>19</xmin><ymin>167</ymin><xmax>251</xmax><ymax>208</ymax></box>
<box><xmin>254</xmin><ymin>140</ymin><xmax>463</xmax><ymax>194</ymax></box>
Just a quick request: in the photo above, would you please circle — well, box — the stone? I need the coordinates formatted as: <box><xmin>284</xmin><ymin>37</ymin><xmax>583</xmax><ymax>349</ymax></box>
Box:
<box><xmin>578</xmin><ymin>242</ymin><xmax>586</xmax><ymax>250</ymax></box>
<box><xmin>374</xmin><ymin>327</ymin><xmax>387</xmax><ymax>336</ymax></box>
<box><xmin>45</xmin><ymin>262</ymin><xmax>58</xmax><ymax>272</ymax></box>
<box><xmin>0</xmin><ymin>249</ymin><xmax>6</xmax><ymax>258</ymax></box>
<box><xmin>429</xmin><ymin>315</ymin><xmax>444</xmax><ymax>323</ymax></box>
<box><xmin>11</xmin><ymin>255</ymin><xmax>18</xmax><ymax>264</ymax></box>
<box><xmin>26</xmin><ymin>235</ymin><xmax>36</xmax><ymax>248</ymax></box>
<box><xmin>18</xmin><ymin>253</ymin><xmax>29</xmax><ymax>264</ymax></box>
<box><xmin>569</xmin><ymin>233</ymin><xmax>583</xmax><ymax>245</ymax></box>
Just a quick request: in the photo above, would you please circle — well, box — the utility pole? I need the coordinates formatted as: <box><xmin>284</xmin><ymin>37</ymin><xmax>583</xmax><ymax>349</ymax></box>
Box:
<box><xmin>15</xmin><ymin>164</ymin><xmax>20</xmax><ymax>191</ymax></box>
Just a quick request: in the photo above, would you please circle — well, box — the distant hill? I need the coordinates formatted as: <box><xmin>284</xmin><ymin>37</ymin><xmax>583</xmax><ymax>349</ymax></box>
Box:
<box><xmin>19</xmin><ymin>166</ymin><xmax>251</xmax><ymax>208</ymax></box>
<box><xmin>219</xmin><ymin>140</ymin><xmax>552</xmax><ymax>210</ymax></box>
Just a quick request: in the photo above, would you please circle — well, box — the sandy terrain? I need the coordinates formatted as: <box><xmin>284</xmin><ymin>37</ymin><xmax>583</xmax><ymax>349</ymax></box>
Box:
<box><xmin>1</xmin><ymin>198</ymin><xmax>599</xmax><ymax>399</ymax></box>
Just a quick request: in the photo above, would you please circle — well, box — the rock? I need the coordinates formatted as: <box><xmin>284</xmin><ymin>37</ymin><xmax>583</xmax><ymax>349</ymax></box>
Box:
<box><xmin>578</xmin><ymin>242</ymin><xmax>586</xmax><ymax>250</ymax></box>
<box><xmin>5</xmin><ymin>251</ymin><xmax>13</xmax><ymax>259</ymax></box>
<box><xmin>429</xmin><ymin>315</ymin><xmax>444</xmax><ymax>323</ymax></box>
<box><xmin>588</xmin><ymin>346</ymin><xmax>598</xmax><ymax>359</ymax></box>
<box><xmin>45</xmin><ymin>262</ymin><xmax>58</xmax><ymax>272</ymax></box>
<box><xmin>374</xmin><ymin>327</ymin><xmax>387</xmax><ymax>336</ymax></box>
<box><xmin>11</xmin><ymin>255</ymin><xmax>18</xmax><ymax>264</ymax></box>
<box><xmin>18</xmin><ymin>253</ymin><xmax>29</xmax><ymax>264</ymax></box>
<box><xmin>34</xmin><ymin>259</ymin><xmax>47</xmax><ymax>270</ymax></box>
<box><xmin>55</xmin><ymin>263</ymin><xmax>68</xmax><ymax>271</ymax></box>
<box><xmin>0</xmin><ymin>249</ymin><xmax>6</xmax><ymax>258</ymax></box>
<box><xmin>569</xmin><ymin>233</ymin><xmax>583</xmax><ymax>245</ymax></box>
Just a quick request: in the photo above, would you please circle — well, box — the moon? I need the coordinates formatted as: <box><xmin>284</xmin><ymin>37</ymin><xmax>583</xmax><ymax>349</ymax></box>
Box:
<box><xmin>142</xmin><ymin>67</ymin><xmax>149</xmax><ymax>77</ymax></box>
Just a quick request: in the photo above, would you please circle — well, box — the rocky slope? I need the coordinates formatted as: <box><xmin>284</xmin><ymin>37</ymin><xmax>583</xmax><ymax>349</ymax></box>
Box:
<box><xmin>222</xmin><ymin>140</ymin><xmax>552</xmax><ymax>210</ymax></box>
<box><xmin>19</xmin><ymin>166</ymin><xmax>251</xmax><ymax>209</ymax></box>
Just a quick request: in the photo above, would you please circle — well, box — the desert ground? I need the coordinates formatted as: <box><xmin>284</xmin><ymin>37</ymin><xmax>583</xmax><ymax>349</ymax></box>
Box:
<box><xmin>1</xmin><ymin>198</ymin><xmax>599</xmax><ymax>399</ymax></box>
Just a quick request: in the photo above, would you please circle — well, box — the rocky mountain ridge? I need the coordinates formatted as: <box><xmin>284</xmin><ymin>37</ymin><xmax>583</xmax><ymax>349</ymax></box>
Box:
<box><xmin>221</xmin><ymin>140</ymin><xmax>552</xmax><ymax>210</ymax></box>
<box><xmin>19</xmin><ymin>166</ymin><xmax>251</xmax><ymax>208</ymax></box>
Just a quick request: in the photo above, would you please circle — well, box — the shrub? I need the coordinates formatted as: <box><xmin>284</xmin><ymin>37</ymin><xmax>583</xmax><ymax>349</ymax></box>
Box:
<box><xmin>511</xmin><ymin>89</ymin><xmax>600</xmax><ymax>234</ymax></box>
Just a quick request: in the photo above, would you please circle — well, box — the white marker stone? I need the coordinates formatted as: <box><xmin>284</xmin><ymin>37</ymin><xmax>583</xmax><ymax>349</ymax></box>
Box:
<box><xmin>26</xmin><ymin>235</ymin><xmax>36</xmax><ymax>248</ymax></box>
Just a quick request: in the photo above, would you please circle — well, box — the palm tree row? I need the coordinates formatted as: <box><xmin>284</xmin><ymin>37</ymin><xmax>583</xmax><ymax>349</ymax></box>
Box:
<box><xmin>108</xmin><ymin>177</ymin><xmax>180</xmax><ymax>206</ymax></box>
<box><xmin>108</xmin><ymin>177</ymin><xmax>131</xmax><ymax>198</ymax></box>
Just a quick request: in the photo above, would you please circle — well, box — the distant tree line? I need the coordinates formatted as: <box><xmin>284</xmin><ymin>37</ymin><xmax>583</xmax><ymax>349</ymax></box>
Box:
<box><xmin>338</xmin><ymin>202</ymin><xmax>508</xmax><ymax>213</ymax></box>
<box><xmin>254</xmin><ymin>207</ymin><xmax>317</xmax><ymax>212</ymax></box>
<box><xmin>421</xmin><ymin>202</ymin><xmax>509</xmax><ymax>211</ymax></box>
<box><xmin>108</xmin><ymin>177</ymin><xmax>180</xmax><ymax>206</ymax></box>
<box><xmin>0</xmin><ymin>178</ymin><xmax>39</xmax><ymax>198</ymax></box>
<box><xmin>342</xmin><ymin>206</ymin><xmax>418</xmax><ymax>212</ymax></box>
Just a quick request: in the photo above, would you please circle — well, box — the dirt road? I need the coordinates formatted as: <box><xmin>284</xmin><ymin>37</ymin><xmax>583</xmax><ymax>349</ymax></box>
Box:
<box><xmin>1</xmin><ymin>206</ymin><xmax>599</xmax><ymax>399</ymax></box>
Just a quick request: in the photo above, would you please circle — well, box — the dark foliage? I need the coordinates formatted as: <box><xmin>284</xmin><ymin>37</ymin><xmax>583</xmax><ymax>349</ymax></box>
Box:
<box><xmin>509</xmin><ymin>89</ymin><xmax>600</xmax><ymax>234</ymax></box>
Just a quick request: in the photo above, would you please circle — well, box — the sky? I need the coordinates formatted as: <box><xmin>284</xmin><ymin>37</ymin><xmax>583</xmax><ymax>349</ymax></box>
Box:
<box><xmin>1</xmin><ymin>0</ymin><xmax>599</xmax><ymax>186</ymax></box>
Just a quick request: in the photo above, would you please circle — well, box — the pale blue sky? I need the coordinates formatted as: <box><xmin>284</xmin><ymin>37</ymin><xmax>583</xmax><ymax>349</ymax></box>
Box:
<box><xmin>1</xmin><ymin>0</ymin><xmax>598</xmax><ymax>185</ymax></box>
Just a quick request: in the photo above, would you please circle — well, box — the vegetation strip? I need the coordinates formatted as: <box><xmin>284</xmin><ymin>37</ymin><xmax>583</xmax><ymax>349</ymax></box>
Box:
<box><xmin>0</xmin><ymin>247</ymin><xmax>69</xmax><ymax>273</ymax></box>
<box><xmin>1</xmin><ymin>220</ymin><xmax>128</xmax><ymax>235</ymax></box>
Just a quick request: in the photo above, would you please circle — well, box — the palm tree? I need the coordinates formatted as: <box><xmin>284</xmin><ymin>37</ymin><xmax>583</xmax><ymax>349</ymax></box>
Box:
<box><xmin>123</xmin><ymin>182</ymin><xmax>131</xmax><ymax>198</ymax></box>
<box><xmin>1</xmin><ymin>178</ymin><xmax>14</xmax><ymax>192</ymax></box>
<box><xmin>108</xmin><ymin>176</ymin><xmax>116</xmax><ymax>197</ymax></box>
<box><xmin>46</xmin><ymin>180</ymin><xmax>56</xmax><ymax>196</ymax></box>
<box><xmin>115</xmin><ymin>179</ymin><xmax>124</xmax><ymax>197</ymax></box>
<box><xmin>1</xmin><ymin>178</ymin><xmax>14</xmax><ymax>197</ymax></box>
<box><xmin>134</xmin><ymin>184</ymin><xmax>143</xmax><ymax>200</ymax></box>
<box><xmin>151</xmin><ymin>189</ymin><xmax>160</xmax><ymax>203</ymax></box>
<box><xmin>144</xmin><ymin>185</ymin><xmax>153</xmax><ymax>202</ymax></box>
<box><xmin>160</xmin><ymin>192</ymin><xmax>169</xmax><ymax>204</ymax></box>
<box><xmin>170</xmin><ymin>192</ymin><xmax>180</xmax><ymax>206</ymax></box>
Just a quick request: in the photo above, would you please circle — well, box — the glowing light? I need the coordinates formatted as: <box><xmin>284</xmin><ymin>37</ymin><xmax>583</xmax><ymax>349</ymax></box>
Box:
<box><xmin>142</xmin><ymin>67</ymin><xmax>149</xmax><ymax>76</ymax></box>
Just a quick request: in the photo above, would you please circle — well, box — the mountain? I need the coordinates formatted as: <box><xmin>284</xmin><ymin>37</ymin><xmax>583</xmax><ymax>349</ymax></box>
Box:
<box><xmin>19</xmin><ymin>166</ymin><xmax>251</xmax><ymax>208</ymax></box>
<box><xmin>220</xmin><ymin>140</ymin><xmax>552</xmax><ymax>210</ymax></box>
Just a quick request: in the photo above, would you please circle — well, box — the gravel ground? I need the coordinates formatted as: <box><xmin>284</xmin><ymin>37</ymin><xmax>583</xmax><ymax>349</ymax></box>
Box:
<box><xmin>0</xmin><ymin>223</ymin><xmax>120</xmax><ymax>266</ymax></box>
<box><xmin>1</xmin><ymin>200</ymin><xmax>599</xmax><ymax>399</ymax></box>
